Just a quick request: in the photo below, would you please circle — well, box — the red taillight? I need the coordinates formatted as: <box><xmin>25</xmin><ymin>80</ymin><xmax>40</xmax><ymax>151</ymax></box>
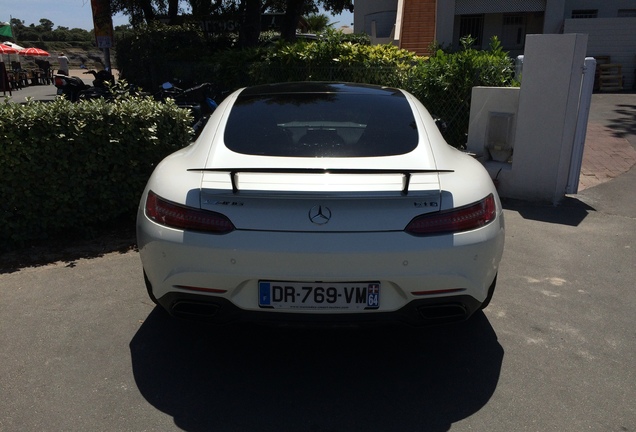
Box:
<box><xmin>54</xmin><ymin>76</ymin><xmax>65</xmax><ymax>86</ymax></box>
<box><xmin>405</xmin><ymin>194</ymin><xmax>497</xmax><ymax>235</ymax></box>
<box><xmin>145</xmin><ymin>190</ymin><xmax>235</xmax><ymax>234</ymax></box>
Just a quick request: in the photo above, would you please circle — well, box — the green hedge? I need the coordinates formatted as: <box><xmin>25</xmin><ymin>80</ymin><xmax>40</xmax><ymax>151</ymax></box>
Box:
<box><xmin>248</xmin><ymin>31</ymin><xmax>422</xmax><ymax>87</ymax></box>
<box><xmin>116</xmin><ymin>28</ymin><xmax>516</xmax><ymax>148</ymax></box>
<box><xmin>0</xmin><ymin>95</ymin><xmax>193</xmax><ymax>250</ymax></box>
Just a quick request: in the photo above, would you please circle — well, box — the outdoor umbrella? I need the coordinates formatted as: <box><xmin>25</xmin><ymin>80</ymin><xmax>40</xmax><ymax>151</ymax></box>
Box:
<box><xmin>19</xmin><ymin>47</ymin><xmax>50</xmax><ymax>57</ymax></box>
<box><xmin>3</xmin><ymin>42</ymin><xmax>24</xmax><ymax>51</ymax></box>
<box><xmin>0</xmin><ymin>43</ymin><xmax>18</xmax><ymax>64</ymax></box>
<box><xmin>0</xmin><ymin>43</ymin><xmax>18</xmax><ymax>54</ymax></box>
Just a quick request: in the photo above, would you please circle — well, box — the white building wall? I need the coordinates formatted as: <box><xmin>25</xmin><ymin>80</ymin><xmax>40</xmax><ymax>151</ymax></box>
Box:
<box><xmin>564</xmin><ymin>17</ymin><xmax>636</xmax><ymax>90</ymax></box>
<box><xmin>436</xmin><ymin>0</ymin><xmax>456</xmax><ymax>46</ymax></box>
<box><xmin>543</xmin><ymin>0</ymin><xmax>566</xmax><ymax>33</ymax></box>
<box><xmin>353</xmin><ymin>0</ymin><xmax>398</xmax><ymax>43</ymax></box>
<box><xmin>563</xmin><ymin>0</ymin><xmax>636</xmax><ymax>18</ymax></box>
<box><xmin>353</xmin><ymin>0</ymin><xmax>398</xmax><ymax>34</ymax></box>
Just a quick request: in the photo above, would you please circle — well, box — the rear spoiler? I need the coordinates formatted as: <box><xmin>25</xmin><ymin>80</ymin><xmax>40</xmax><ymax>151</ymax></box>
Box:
<box><xmin>187</xmin><ymin>168</ymin><xmax>454</xmax><ymax>195</ymax></box>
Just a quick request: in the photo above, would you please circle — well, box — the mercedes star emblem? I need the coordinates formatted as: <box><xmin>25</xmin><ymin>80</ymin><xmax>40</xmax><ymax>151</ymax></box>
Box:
<box><xmin>309</xmin><ymin>205</ymin><xmax>332</xmax><ymax>225</ymax></box>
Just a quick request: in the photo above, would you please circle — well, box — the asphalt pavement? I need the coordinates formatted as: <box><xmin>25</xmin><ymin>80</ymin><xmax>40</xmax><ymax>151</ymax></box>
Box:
<box><xmin>1</xmin><ymin>84</ymin><xmax>635</xmax><ymax>431</ymax></box>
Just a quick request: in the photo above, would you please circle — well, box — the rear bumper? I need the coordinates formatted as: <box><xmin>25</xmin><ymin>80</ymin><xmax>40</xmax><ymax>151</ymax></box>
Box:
<box><xmin>156</xmin><ymin>290</ymin><xmax>485</xmax><ymax>326</ymax></box>
<box><xmin>138</xmin><ymin>206</ymin><xmax>504</xmax><ymax>324</ymax></box>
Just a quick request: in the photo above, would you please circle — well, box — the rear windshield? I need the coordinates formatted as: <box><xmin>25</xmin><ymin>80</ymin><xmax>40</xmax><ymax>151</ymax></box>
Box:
<box><xmin>224</xmin><ymin>92</ymin><xmax>419</xmax><ymax>157</ymax></box>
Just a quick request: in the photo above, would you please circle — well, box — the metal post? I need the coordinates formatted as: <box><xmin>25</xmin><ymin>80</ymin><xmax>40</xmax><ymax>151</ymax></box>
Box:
<box><xmin>103</xmin><ymin>48</ymin><xmax>111</xmax><ymax>72</ymax></box>
<box><xmin>565</xmin><ymin>57</ymin><xmax>596</xmax><ymax>194</ymax></box>
<box><xmin>515</xmin><ymin>55</ymin><xmax>524</xmax><ymax>82</ymax></box>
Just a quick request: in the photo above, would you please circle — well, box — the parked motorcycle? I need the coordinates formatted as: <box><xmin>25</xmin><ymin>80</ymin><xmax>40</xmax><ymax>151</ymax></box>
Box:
<box><xmin>53</xmin><ymin>73</ymin><xmax>89</xmax><ymax>102</ymax></box>
<box><xmin>155</xmin><ymin>81</ymin><xmax>226</xmax><ymax>137</ymax></box>
<box><xmin>78</xmin><ymin>70</ymin><xmax>116</xmax><ymax>101</ymax></box>
<box><xmin>53</xmin><ymin>69</ymin><xmax>116</xmax><ymax>102</ymax></box>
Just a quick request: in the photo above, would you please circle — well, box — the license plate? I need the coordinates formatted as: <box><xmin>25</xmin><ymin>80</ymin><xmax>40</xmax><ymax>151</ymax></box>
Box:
<box><xmin>258</xmin><ymin>281</ymin><xmax>380</xmax><ymax>310</ymax></box>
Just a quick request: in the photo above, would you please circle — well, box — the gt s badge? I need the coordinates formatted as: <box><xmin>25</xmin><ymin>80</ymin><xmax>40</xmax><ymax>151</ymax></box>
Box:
<box><xmin>206</xmin><ymin>200</ymin><xmax>245</xmax><ymax>206</ymax></box>
<box><xmin>413</xmin><ymin>201</ymin><xmax>439</xmax><ymax>208</ymax></box>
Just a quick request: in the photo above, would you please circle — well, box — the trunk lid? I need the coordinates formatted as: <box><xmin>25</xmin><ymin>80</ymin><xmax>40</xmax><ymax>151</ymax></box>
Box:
<box><xmin>198</xmin><ymin>169</ymin><xmax>443</xmax><ymax>232</ymax></box>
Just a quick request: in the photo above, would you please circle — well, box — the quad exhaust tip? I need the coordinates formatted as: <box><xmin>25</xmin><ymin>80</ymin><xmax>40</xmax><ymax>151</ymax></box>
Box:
<box><xmin>417</xmin><ymin>304</ymin><xmax>468</xmax><ymax>322</ymax></box>
<box><xmin>171</xmin><ymin>301</ymin><xmax>220</xmax><ymax>320</ymax></box>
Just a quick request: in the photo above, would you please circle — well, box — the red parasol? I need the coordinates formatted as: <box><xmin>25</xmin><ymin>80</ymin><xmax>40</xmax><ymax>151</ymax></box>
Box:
<box><xmin>0</xmin><ymin>43</ymin><xmax>19</xmax><ymax>65</ymax></box>
<box><xmin>19</xmin><ymin>47</ymin><xmax>50</xmax><ymax>57</ymax></box>
<box><xmin>0</xmin><ymin>43</ymin><xmax>19</xmax><ymax>54</ymax></box>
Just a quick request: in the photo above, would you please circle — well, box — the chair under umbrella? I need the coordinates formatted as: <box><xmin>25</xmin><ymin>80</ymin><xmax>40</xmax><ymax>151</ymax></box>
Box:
<box><xmin>0</xmin><ymin>43</ymin><xmax>19</xmax><ymax>68</ymax></box>
<box><xmin>1</xmin><ymin>44</ymin><xmax>19</xmax><ymax>93</ymax></box>
<box><xmin>17</xmin><ymin>48</ymin><xmax>52</xmax><ymax>85</ymax></box>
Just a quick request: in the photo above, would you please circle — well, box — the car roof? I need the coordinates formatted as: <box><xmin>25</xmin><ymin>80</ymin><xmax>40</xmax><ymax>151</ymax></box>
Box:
<box><xmin>239</xmin><ymin>82</ymin><xmax>404</xmax><ymax>97</ymax></box>
<box><xmin>193</xmin><ymin>81</ymin><xmax>442</xmax><ymax>173</ymax></box>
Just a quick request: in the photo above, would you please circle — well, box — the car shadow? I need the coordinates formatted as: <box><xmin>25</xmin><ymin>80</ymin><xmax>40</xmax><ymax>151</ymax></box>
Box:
<box><xmin>130</xmin><ymin>309</ymin><xmax>503</xmax><ymax>431</ymax></box>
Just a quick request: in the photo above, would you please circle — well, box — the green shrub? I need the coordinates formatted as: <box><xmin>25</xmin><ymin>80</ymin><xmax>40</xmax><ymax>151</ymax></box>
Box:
<box><xmin>0</xmin><ymin>94</ymin><xmax>193</xmax><ymax>250</ymax></box>
<box><xmin>212</xmin><ymin>47</ymin><xmax>268</xmax><ymax>90</ymax></box>
<box><xmin>408</xmin><ymin>36</ymin><xmax>516</xmax><ymax>147</ymax></box>
<box><xmin>249</xmin><ymin>35</ymin><xmax>420</xmax><ymax>86</ymax></box>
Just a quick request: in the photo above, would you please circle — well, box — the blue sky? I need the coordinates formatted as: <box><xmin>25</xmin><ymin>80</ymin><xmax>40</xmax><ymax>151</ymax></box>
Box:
<box><xmin>3</xmin><ymin>0</ymin><xmax>353</xmax><ymax>31</ymax></box>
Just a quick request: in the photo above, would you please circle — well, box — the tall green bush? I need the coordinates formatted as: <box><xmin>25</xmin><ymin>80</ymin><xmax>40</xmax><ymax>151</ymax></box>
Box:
<box><xmin>250</xmin><ymin>31</ymin><xmax>419</xmax><ymax>85</ymax></box>
<box><xmin>408</xmin><ymin>37</ymin><xmax>517</xmax><ymax>146</ymax></box>
<box><xmin>0</xmin><ymin>95</ymin><xmax>193</xmax><ymax>250</ymax></box>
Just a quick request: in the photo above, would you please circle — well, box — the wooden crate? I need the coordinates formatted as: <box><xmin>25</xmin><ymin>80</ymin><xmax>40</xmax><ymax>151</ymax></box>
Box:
<box><xmin>593</xmin><ymin>55</ymin><xmax>611</xmax><ymax>91</ymax></box>
<box><xmin>598</xmin><ymin>63</ymin><xmax>623</xmax><ymax>91</ymax></box>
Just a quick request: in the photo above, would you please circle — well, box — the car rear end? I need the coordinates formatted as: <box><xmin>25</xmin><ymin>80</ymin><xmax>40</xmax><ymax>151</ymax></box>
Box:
<box><xmin>137</xmin><ymin>83</ymin><xmax>504</xmax><ymax>326</ymax></box>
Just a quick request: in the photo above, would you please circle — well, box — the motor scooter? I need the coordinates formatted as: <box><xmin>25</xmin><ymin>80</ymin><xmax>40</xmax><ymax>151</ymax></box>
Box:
<box><xmin>53</xmin><ymin>69</ymin><xmax>116</xmax><ymax>102</ymax></box>
<box><xmin>77</xmin><ymin>70</ymin><xmax>116</xmax><ymax>101</ymax></box>
<box><xmin>53</xmin><ymin>72</ymin><xmax>89</xmax><ymax>102</ymax></box>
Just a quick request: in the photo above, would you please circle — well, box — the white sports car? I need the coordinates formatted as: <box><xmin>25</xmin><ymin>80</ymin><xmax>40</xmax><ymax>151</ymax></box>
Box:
<box><xmin>137</xmin><ymin>82</ymin><xmax>505</xmax><ymax>326</ymax></box>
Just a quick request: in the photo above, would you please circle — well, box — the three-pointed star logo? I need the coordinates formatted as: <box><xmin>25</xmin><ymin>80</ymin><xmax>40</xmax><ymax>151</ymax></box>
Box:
<box><xmin>308</xmin><ymin>205</ymin><xmax>332</xmax><ymax>225</ymax></box>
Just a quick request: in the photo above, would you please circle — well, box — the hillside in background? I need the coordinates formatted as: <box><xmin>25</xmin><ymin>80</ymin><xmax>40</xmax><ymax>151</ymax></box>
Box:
<box><xmin>8</xmin><ymin>41</ymin><xmax>116</xmax><ymax>71</ymax></box>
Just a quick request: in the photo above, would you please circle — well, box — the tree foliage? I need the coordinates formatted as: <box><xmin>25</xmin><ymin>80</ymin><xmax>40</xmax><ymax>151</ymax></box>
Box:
<box><xmin>110</xmin><ymin>0</ymin><xmax>353</xmax><ymax>46</ymax></box>
<box><xmin>305</xmin><ymin>13</ymin><xmax>331</xmax><ymax>33</ymax></box>
<box><xmin>8</xmin><ymin>17</ymin><xmax>93</xmax><ymax>42</ymax></box>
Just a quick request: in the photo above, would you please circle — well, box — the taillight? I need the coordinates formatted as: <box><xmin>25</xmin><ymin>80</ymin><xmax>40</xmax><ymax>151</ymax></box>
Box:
<box><xmin>54</xmin><ymin>76</ymin><xmax>65</xmax><ymax>86</ymax></box>
<box><xmin>405</xmin><ymin>194</ymin><xmax>496</xmax><ymax>235</ymax></box>
<box><xmin>145</xmin><ymin>190</ymin><xmax>235</xmax><ymax>234</ymax></box>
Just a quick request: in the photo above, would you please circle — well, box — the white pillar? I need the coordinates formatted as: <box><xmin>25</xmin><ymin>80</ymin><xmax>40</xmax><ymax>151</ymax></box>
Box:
<box><xmin>566</xmin><ymin>57</ymin><xmax>596</xmax><ymax>194</ymax></box>
<box><xmin>510</xmin><ymin>34</ymin><xmax>588</xmax><ymax>203</ymax></box>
